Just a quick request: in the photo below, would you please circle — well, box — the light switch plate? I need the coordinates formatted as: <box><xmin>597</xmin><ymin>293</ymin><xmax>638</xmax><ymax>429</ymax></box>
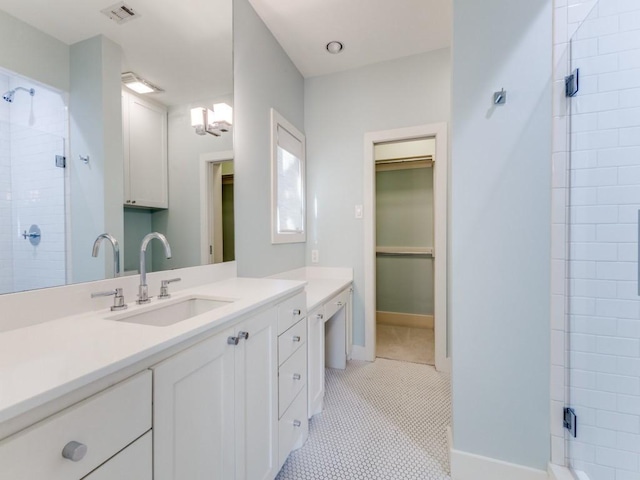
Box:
<box><xmin>311</xmin><ymin>250</ymin><xmax>319</xmax><ymax>263</ymax></box>
<box><xmin>355</xmin><ymin>205</ymin><xmax>363</xmax><ymax>219</ymax></box>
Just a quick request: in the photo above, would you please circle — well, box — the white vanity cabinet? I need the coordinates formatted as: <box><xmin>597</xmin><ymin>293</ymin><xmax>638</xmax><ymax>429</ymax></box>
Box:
<box><xmin>0</xmin><ymin>371</ymin><xmax>152</xmax><ymax>480</ymax></box>
<box><xmin>152</xmin><ymin>326</ymin><xmax>236</xmax><ymax>480</ymax></box>
<box><xmin>152</xmin><ymin>307</ymin><xmax>279</xmax><ymax>480</ymax></box>
<box><xmin>307</xmin><ymin>285</ymin><xmax>353</xmax><ymax>418</ymax></box>
<box><xmin>306</xmin><ymin>306</ymin><xmax>325</xmax><ymax>418</ymax></box>
<box><xmin>83</xmin><ymin>431</ymin><xmax>152</xmax><ymax>480</ymax></box>
<box><xmin>122</xmin><ymin>89</ymin><xmax>168</xmax><ymax>209</ymax></box>
<box><xmin>276</xmin><ymin>292</ymin><xmax>309</xmax><ymax>470</ymax></box>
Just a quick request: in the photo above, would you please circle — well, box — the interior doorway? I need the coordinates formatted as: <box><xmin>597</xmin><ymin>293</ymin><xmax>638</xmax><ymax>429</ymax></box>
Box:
<box><xmin>360</xmin><ymin>123</ymin><xmax>449</xmax><ymax>372</ymax></box>
<box><xmin>199</xmin><ymin>151</ymin><xmax>234</xmax><ymax>265</ymax></box>
<box><xmin>374</xmin><ymin>138</ymin><xmax>435</xmax><ymax>365</ymax></box>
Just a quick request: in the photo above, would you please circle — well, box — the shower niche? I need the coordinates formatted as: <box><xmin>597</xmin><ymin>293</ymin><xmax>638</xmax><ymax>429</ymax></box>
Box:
<box><xmin>0</xmin><ymin>67</ymin><xmax>68</xmax><ymax>294</ymax></box>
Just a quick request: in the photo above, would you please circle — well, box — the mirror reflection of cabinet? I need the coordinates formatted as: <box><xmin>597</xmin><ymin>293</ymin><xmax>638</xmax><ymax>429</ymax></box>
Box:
<box><xmin>122</xmin><ymin>90</ymin><xmax>168</xmax><ymax>209</ymax></box>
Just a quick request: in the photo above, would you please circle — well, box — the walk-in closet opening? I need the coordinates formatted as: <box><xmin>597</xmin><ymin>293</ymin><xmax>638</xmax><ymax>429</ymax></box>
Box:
<box><xmin>374</xmin><ymin>137</ymin><xmax>435</xmax><ymax>365</ymax></box>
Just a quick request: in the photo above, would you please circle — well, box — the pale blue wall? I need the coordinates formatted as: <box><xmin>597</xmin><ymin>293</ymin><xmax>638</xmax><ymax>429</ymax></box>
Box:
<box><xmin>451</xmin><ymin>0</ymin><xmax>551</xmax><ymax>470</ymax></box>
<box><xmin>0</xmin><ymin>10</ymin><xmax>69</xmax><ymax>91</ymax></box>
<box><xmin>233</xmin><ymin>0</ymin><xmax>306</xmax><ymax>277</ymax></box>
<box><xmin>69</xmin><ymin>36</ymin><xmax>123</xmax><ymax>282</ymax></box>
<box><xmin>304</xmin><ymin>49</ymin><xmax>451</xmax><ymax>345</ymax></box>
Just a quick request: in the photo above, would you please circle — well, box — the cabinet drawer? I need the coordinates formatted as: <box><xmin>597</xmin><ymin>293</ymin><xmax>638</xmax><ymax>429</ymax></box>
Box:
<box><xmin>0</xmin><ymin>371</ymin><xmax>152</xmax><ymax>480</ymax></box>
<box><xmin>324</xmin><ymin>288</ymin><xmax>349</xmax><ymax>321</ymax></box>
<box><xmin>83</xmin><ymin>431</ymin><xmax>152</xmax><ymax>480</ymax></box>
<box><xmin>277</xmin><ymin>291</ymin><xmax>307</xmax><ymax>334</ymax></box>
<box><xmin>278</xmin><ymin>319</ymin><xmax>307</xmax><ymax>366</ymax></box>
<box><xmin>278</xmin><ymin>387</ymin><xmax>308</xmax><ymax>470</ymax></box>
<box><xmin>278</xmin><ymin>345</ymin><xmax>307</xmax><ymax>418</ymax></box>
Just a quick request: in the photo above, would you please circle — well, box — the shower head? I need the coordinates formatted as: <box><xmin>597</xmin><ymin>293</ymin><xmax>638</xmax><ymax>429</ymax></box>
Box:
<box><xmin>2</xmin><ymin>87</ymin><xmax>35</xmax><ymax>103</ymax></box>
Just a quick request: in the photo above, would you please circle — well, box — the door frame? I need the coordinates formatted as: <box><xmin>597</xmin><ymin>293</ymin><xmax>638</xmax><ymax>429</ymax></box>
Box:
<box><xmin>361</xmin><ymin>123</ymin><xmax>450</xmax><ymax>372</ymax></box>
<box><xmin>199</xmin><ymin>150</ymin><xmax>234</xmax><ymax>265</ymax></box>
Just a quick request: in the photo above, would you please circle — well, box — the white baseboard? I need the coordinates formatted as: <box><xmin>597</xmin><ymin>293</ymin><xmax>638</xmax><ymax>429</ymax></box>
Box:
<box><xmin>450</xmin><ymin>449</ymin><xmax>548</xmax><ymax>480</ymax></box>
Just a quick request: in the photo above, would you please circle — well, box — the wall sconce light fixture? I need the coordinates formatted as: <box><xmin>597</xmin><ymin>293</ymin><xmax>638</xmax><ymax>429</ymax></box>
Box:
<box><xmin>190</xmin><ymin>103</ymin><xmax>233</xmax><ymax>136</ymax></box>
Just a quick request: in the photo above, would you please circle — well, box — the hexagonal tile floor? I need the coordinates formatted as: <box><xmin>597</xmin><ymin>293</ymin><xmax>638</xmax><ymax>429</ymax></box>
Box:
<box><xmin>276</xmin><ymin>358</ymin><xmax>451</xmax><ymax>480</ymax></box>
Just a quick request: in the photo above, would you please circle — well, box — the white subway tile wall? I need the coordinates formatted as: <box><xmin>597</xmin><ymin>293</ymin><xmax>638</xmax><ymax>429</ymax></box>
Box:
<box><xmin>553</xmin><ymin>0</ymin><xmax>640</xmax><ymax>478</ymax></box>
<box><xmin>0</xmin><ymin>70</ymin><xmax>67</xmax><ymax>294</ymax></box>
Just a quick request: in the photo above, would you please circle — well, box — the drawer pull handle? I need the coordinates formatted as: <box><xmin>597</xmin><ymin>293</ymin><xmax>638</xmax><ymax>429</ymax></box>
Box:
<box><xmin>293</xmin><ymin>309</ymin><xmax>301</xmax><ymax>316</ymax></box>
<box><xmin>293</xmin><ymin>373</ymin><xmax>301</xmax><ymax>380</ymax></box>
<box><xmin>293</xmin><ymin>420</ymin><xmax>301</xmax><ymax>427</ymax></box>
<box><xmin>292</xmin><ymin>335</ymin><xmax>301</xmax><ymax>342</ymax></box>
<box><xmin>336</xmin><ymin>301</ymin><xmax>344</xmax><ymax>307</ymax></box>
<box><xmin>227</xmin><ymin>336</ymin><xmax>239</xmax><ymax>345</ymax></box>
<box><xmin>238</xmin><ymin>331</ymin><xmax>250</xmax><ymax>340</ymax></box>
<box><xmin>62</xmin><ymin>441</ymin><xmax>87</xmax><ymax>462</ymax></box>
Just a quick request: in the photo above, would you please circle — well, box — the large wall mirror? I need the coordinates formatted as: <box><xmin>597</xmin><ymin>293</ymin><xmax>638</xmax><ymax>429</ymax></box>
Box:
<box><xmin>0</xmin><ymin>0</ymin><xmax>233</xmax><ymax>295</ymax></box>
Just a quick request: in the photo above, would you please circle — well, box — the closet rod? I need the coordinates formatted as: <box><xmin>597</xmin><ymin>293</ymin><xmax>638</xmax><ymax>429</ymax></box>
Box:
<box><xmin>375</xmin><ymin>155</ymin><xmax>433</xmax><ymax>165</ymax></box>
<box><xmin>376</xmin><ymin>246</ymin><xmax>434</xmax><ymax>257</ymax></box>
<box><xmin>376</xmin><ymin>251</ymin><xmax>434</xmax><ymax>257</ymax></box>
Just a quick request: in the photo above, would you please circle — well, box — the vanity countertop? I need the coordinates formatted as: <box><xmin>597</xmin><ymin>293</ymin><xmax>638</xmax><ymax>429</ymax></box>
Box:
<box><xmin>270</xmin><ymin>267</ymin><xmax>353</xmax><ymax>311</ymax></box>
<box><xmin>0</xmin><ymin>277</ymin><xmax>305</xmax><ymax>426</ymax></box>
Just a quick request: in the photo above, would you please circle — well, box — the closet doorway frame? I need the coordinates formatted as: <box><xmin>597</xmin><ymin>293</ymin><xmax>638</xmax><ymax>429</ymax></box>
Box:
<box><xmin>199</xmin><ymin>150</ymin><xmax>234</xmax><ymax>265</ymax></box>
<box><xmin>359</xmin><ymin>123</ymin><xmax>450</xmax><ymax>373</ymax></box>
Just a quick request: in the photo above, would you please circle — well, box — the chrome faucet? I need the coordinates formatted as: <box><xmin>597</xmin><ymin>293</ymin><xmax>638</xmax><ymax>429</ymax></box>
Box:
<box><xmin>92</xmin><ymin>233</ymin><xmax>120</xmax><ymax>278</ymax></box>
<box><xmin>137</xmin><ymin>232</ymin><xmax>172</xmax><ymax>304</ymax></box>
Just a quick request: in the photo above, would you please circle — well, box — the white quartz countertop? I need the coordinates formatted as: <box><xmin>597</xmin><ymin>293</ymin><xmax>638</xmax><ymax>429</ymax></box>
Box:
<box><xmin>270</xmin><ymin>267</ymin><xmax>353</xmax><ymax>312</ymax></box>
<box><xmin>0</xmin><ymin>277</ymin><xmax>305</xmax><ymax>425</ymax></box>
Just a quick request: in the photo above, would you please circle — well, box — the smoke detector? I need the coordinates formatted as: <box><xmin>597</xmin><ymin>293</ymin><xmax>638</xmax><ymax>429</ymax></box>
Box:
<box><xmin>101</xmin><ymin>2</ymin><xmax>139</xmax><ymax>24</ymax></box>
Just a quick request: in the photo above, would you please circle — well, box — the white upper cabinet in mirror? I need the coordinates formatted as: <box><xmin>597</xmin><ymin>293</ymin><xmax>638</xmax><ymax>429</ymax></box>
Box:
<box><xmin>0</xmin><ymin>0</ymin><xmax>233</xmax><ymax>295</ymax></box>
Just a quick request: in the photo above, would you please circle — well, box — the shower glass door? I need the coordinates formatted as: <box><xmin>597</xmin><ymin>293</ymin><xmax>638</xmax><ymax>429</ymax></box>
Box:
<box><xmin>567</xmin><ymin>1</ymin><xmax>640</xmax><ymax>478</ymax></box>
<box><xmin>0</xmin><ymin>120</ymin><xmax>66</xmax><ymax>294</ymax></box>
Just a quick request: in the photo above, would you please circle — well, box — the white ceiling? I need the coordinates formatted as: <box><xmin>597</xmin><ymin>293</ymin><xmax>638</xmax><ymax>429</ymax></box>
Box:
<box><xmin>247</xmin><ymin>0</ymin><xmax>452</xmax><ymax>78</ymax></box>
<box><xmin>0</xmin><ymin>0</ymin><xmax>232</xmax><ymax>106</ymax></box>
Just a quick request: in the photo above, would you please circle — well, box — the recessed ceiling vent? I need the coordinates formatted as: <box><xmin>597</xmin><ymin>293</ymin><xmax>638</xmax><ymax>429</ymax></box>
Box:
<box><xmin>101</xmin><ymin>2</ymin><xmax>139</xmax><ymax>24</ymax></box>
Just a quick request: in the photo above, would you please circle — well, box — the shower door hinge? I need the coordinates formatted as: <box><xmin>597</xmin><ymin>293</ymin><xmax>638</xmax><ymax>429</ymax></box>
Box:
<box><xmin>565</xmin><ymin>68</ymin><xmax>580</xmax><ymax>97</ymax></box>
<box><xmin>55</xmin><ymin>155</ymin><xmax>66</xmax><ymax>168</ymax></box>
<box><xmin>564</xmin><ymin>407</ymin><xmax>577</xmax><ymax>438</ymax></box>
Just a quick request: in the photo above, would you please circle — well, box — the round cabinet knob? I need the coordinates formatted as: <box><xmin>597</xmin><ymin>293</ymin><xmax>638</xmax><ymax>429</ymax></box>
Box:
<box><xmin>317</xmin><ymin>314</ymin><xmax>324</xmax><ymax>320</ymax></box>
<box><xmin>292</xmin><ymin>335</ymin><xmax>301</xmax><ymax>342</ymax></box>
<box><xmin>238</xmin><ymin>331</ymin><xmax>250</xmax><ymax>340</ymax></box>
<box><xmin>293</xmin><ymin>309</ymin><xmax>301</xmax><ymax>316</ymax></box>
<box><xmin>293</xmin><ymin>420</ymin><xmax>301</xmax><ymax>427</ymax></box>
<box><xmin>293</xmin><ymin>373</ymin><xmax>301</xmax><ymax>380</ymax></box>
<box><xmin>126</xmin><ymin>200</ymin><xmax>131</xmax><ymax>204</ymax></box>
<box><xmin>227</xmin><ymin>336</ymin><xmax>239</xmax><ymax>345</ymax></box>
<box><xmin>131</xmin><ymin>200</ymin><xmax>136</xmax><ymax>204</ymax></box>
<box><xmin>62</xmin><ymin>441</ymin><xmax>87</xmax><ymax>462</ymax></box>
<box><xmin>336</xmin><ymin>301</ymin><xmax>344</xmax><ymax>307</ymax></box>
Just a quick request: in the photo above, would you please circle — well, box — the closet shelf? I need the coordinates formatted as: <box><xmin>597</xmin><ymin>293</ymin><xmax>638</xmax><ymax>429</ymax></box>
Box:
<box><xmin>375</xmin><ymin>246</ymin><xmax>434</xmax><ymax>257</ymax></box>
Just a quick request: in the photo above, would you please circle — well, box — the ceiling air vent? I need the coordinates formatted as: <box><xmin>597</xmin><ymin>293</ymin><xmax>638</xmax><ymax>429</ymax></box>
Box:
<box><xmin>101</xmin><ymin>2</ymin><xmax>139</xmax><ymax>24</ymax></box>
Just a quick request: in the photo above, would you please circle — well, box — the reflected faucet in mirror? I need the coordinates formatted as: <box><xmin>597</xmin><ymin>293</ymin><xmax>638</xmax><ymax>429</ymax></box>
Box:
<box><xmin>92</xmin><ymin>234</ymin><xmax>120</xmax><ymax>278</ymax></box>
<box><xmin>138</xmin><ymin>233</ymin><xmax>172</xmax><ymax>305</ymax></box>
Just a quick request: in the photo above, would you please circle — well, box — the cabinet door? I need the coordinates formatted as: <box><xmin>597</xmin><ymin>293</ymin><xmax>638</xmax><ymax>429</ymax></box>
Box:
<box><xmin>125</xmin><ymin>92</ymin><xmax>168</xmax><ymax>208</ymax></box>
<box><xmin>153</xmin><ymin>329</ymin><xmax>235</xmax><ymax>480</ymax></box>
<box><xmin>307</xmin><ymin>307</ymin><xmax>325</xmax><ymax>418</ymax></box>
<box><xmin>235</xmin><ymin>309</ymin><xmax>278</xmax><ymax>480</ymax></box>
<box><xmin>82</xmin><ymin>431</ymin><xmax>152</xmax><ymax>480</ymax></box>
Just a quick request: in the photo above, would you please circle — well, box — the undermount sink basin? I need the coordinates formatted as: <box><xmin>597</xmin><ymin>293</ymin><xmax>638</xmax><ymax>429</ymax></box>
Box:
<box><xmin>107</xmin><ymin>296</ymin><xmax>233</xmax><ymax>327</ymax></box>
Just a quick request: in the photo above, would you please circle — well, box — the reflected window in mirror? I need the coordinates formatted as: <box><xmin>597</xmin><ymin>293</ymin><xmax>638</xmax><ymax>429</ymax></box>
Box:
<box><xmin>270</xmin><ymin>109</ymin><xmax>306</xmax><ymax>244</ymax></box>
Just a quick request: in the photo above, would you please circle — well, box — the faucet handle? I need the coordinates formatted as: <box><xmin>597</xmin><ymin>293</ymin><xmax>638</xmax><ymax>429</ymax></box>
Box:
<box><xmin>91</xmin><ymin>288</ymin><xmax>128</xmax><ymax>311</ymax></box>
<box><xmin>159</xmin><ymin>278</ymin><xmax>182</xmax><ymax>300</ymax></box>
